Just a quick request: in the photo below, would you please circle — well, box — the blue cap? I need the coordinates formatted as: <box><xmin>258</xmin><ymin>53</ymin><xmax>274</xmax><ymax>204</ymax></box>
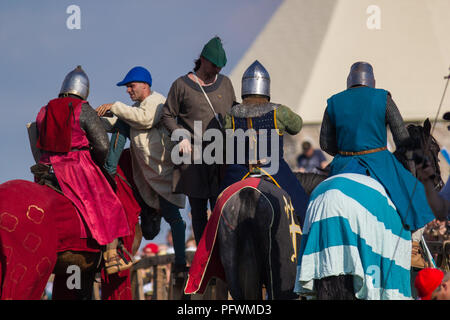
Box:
<box><xmin>117</xmin><ymin>66</ymin><xmax>152</xmax><ymax>87</ymax></box>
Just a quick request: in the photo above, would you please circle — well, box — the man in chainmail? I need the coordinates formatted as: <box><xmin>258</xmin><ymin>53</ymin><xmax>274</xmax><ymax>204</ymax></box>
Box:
<box><xmin>34</xmin><ymin>66</ymin><xmax>131</xmax><ymax>275</ymax></box>
<box><xmin>319</xmin><ymin>62</ymin><xmax>435</xmax><ymax>268</ymax></box>
<box><xmin>221</xmin><ymin>60</ymin><xmax>310</xmax><ymax>225</ymax></box>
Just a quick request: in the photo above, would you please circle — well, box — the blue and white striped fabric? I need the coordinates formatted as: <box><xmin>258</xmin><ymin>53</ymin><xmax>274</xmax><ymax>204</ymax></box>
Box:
<box><xmin>294</xmin><ymin>173</ymin><xmax>412</xmax><ymax>300</ymax></box>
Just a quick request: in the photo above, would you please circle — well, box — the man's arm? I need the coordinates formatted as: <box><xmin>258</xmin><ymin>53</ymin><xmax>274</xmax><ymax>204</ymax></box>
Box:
<box><xmin>161</xmin><ymin>80</ymin><xmax>184</xmax><ymax>136</ymax></box>
<box><xmin>317</xmin><ymin>150</ymin><xmax>328</xmax><ymax>169</ymax></box>
<box><xmin>80</xmin><ymin>103</ymin><xmax>110</xmax><ymax>166</ymax></box>
<box><xmin>385</xmin><ymin>93</ymin><xmax>415</xmax><ymax>172</ymax></box>
<box><xmin>160</xmin><ymin>80</ymin><xmax>192</xmax><ymax>154</ymax></box>
<box><xmin>320</xmin><ymin>107</ymin><xmax>338</xmax><ymax>156</ymax></box>
<box><xmin>109</xmin><ymin>101</ymin><xmax>157</xmax><ymax>130</ymax></box>
<box><xmin>386</xmin><ymin>93</ymin><xmax>410</xmax><ymax>148</ymax></box>
<box><xmin>276</xmin><ymin>105</ymin><xmax>303</xmax><ymax>135</ymax></box>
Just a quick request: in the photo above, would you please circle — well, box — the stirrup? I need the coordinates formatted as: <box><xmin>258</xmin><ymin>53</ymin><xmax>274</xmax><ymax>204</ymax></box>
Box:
<box><xmin>411</xmin><ymin>241</ymin><xmax>429</xmax><ymax>269</ymax></box>
<box><xmin>103</xmin><ymin>241</ymin><xmax>135</xmax><ymax>275</ymax></box>
<box><xmin>104</xmin><ymin>252</ymin><xmax>133</xmax><ymax>275</ymax></box>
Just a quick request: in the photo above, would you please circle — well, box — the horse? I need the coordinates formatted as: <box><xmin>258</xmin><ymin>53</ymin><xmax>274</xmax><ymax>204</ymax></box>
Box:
<box><xmin>296</xmin><ymin>119</ymin><xmax>443</xmax><ymax>300</ymax></box>
<box><xmin>189</xmin><ymin>172</ymin><xmax>322</xmax><ymax>300</ymax></box>
<box><xmin>0</xmin><ymin>150</ymin><xmax>142</xmax><ymax>300</ymax></box>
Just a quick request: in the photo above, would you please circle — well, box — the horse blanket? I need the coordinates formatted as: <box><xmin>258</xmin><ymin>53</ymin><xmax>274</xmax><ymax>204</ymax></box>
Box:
<box><xmin>185</xmin><ymin>177</ymin><xmax>301</xmax><ymax>296</ymax></box>
<box><xmin>101</xmin><ymin>150</ymin><xmax>141</xmax><ymax>300</ymax></box>
<box><xmin>0</xmin><ymin>150</ymin><xmax>141</xmax><ymax>300</ymax></box>
<box><xmin>294</xmin><ymin>173</ymin><xmax>412</xmax><ymax>300</ymax></box>
<box><xmin>184</xmin><ymin>178</ymin><xmax>260</xmax><ymax>294</ymax></box>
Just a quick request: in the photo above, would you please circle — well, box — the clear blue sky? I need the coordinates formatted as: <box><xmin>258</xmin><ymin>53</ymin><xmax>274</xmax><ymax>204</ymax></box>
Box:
<box><xmin>0</xmin><ymin>0</ymin><xmax>282</xmax><ymax>246</ymax></box>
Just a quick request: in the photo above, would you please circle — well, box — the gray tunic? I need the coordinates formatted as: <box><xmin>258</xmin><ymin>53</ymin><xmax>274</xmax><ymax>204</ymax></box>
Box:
<box><xmin>161</xmin><ymin>73</ymin><xmax>236</xmax><ymax>198</ymax></box>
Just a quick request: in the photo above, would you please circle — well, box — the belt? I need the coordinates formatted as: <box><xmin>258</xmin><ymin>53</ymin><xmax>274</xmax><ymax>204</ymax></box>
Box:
<box><xmin>338</xmin><ymin>146</ymin><xmax>387</xmax><ymax>156</ymax></box>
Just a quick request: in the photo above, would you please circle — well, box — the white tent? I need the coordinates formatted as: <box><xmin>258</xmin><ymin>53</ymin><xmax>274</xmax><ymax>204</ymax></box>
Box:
<box><xmin>230</xmin><ymin>0</ymin><xmax>450</xmax><ymax>124</ymax></box>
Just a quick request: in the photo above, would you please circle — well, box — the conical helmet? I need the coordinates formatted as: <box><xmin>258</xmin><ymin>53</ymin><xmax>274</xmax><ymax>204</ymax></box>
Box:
<box><xmin>59</xmin><ymin>65</ymin><xmax>90</xmax><ymax>100</ymax></box>
<box><xmin>241</xmin><ymin>60</ymin><xmax>270</xmax><ymax>99</ymax></box>
<box><xmin>346</xmin><ymin>62</ymin><xmax>375</xmax><ymax>89</ymax></box>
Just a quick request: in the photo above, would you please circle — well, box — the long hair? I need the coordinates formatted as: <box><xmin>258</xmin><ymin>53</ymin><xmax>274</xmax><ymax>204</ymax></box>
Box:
<box><xmin>193</xmin><ymin>57</ymin><xmax>201</xmax><ymax>72</ymax></box>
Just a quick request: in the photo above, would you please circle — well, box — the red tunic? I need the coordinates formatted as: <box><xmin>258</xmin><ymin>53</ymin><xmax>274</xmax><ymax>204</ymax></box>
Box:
<box><xmin>36</xmin><ymin>97</ymin><xmax>130</xmax><ymax>245</ymax></box>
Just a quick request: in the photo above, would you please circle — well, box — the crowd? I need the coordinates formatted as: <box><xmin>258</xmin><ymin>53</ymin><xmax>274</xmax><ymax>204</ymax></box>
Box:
<box><xmin>32</xmin><ymin>33</ymin><xmax>450</xmax><ymax>300</ymax></box>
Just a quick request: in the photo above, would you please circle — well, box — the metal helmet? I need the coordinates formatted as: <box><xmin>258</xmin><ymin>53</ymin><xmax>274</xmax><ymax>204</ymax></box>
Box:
<box><xmin>59</xmin><ymin>65</ymin><xmax>90</xmax><ymax>100</ymax></box>
<box><xmin>241</xmin><ymin>60</ymin><xmax>270</xmax><ymax>99</ymax></box>
<box><xmin>346</xmin><ymin>61</ymin><xmax>375</xmax><ymax>89</ymax></box>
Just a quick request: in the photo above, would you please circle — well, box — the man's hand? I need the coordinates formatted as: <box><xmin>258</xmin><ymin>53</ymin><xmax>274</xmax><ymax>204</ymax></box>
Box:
<box><xmin>178</xmin><ymin>138</ymin><xmax>192</xmax><ymax>155</ymax></box>
<box><xmin>96</xmin><ymin>104</ymin><xmax>114</xmax><ymax>117</ymax></box>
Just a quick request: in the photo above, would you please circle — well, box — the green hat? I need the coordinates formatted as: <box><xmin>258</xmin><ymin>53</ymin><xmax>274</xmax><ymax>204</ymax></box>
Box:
<box><xmin>201</xmin><ymin>37</ymin><xmax>227</xmax><ymax>68</ymax></box>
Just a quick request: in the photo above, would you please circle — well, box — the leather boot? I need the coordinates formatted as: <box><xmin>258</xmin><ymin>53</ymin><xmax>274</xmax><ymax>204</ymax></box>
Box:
<box><xmin>103</xmin><ymin>239</ymin><xmax>134</xmax><ymax>275</ymax></box>
<box><xmin>411</xmin><ymin>241</ymin><xmax>428</xmax><ymax>269</ymax></box>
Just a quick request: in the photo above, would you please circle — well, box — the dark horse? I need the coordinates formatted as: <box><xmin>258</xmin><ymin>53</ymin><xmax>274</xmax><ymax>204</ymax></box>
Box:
<box><xmin>216</xmin><ymin>173</ymin><xmax>325</xmax><ymax>300</ymax></box>
<box><xmin>0</xmin><ymin>150</ymin><xmax>142</xmax><ymax>300</ymax></box>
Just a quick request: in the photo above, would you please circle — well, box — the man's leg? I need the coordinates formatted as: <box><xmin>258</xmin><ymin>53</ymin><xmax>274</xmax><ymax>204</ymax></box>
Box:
<box><xmin>104</xmin><ymin>119</ymin><xmax>130</xmax><ymax>175</ymax></box>
<box><xmin>159</xmin><ymin>195</ymin><xmax>186</xmax><ymax>269</ymax></box>
<box><xmin>209</xmin><ymin>197</ymin><xmax>217</xmax><ymax>212</ymax></box>
<box><xmin>189</xmin><ymin>197</ymin><xmax>209</xmax><ymax>245</ymax></box>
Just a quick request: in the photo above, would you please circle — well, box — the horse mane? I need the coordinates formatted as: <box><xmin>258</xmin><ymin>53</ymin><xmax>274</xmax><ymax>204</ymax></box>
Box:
<box><xmin>294</xmin><ymin>172</ymin><xmax>328</xmax><ymax>195</ymax></box>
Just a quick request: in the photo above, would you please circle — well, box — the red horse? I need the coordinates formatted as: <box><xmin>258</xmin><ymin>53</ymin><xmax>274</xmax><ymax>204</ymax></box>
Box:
<box><xmin>0</xmin><ymin>150</ymin><xmax>142</xmax><ymax>300</ymax></box>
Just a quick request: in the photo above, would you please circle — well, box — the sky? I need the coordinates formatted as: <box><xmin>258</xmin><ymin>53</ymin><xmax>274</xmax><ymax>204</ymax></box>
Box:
<box><xmin>0</xmin><ymin>0</ymin><xmax>282</xmax><ymax>247</ymax></box>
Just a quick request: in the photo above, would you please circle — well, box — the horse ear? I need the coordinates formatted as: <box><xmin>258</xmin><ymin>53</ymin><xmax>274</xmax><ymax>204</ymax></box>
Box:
<box><xmin>424</xmin><ymin>118</ymin><xmax>431</xmax><ymax>135</ymax></box>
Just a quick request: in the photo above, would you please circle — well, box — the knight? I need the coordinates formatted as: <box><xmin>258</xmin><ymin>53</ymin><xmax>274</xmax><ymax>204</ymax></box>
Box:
<box><xmin>221</xmin><ymin>60</ymin><xmax>310</xmax><ymax>224</ymax></box>
<box><xmin>33</xmin><ymin>66</ymin><xmax>132</xmax><ymax>274</ymax></box>
<box><xmin>320</xmin><ymin>61</ymin><xmax>436</xmax><ymax>264</ymax></box>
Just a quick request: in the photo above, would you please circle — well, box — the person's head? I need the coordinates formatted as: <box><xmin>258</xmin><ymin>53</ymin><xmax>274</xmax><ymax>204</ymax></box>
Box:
<box><xmin>302</xmin><ymin>141</ymin><xmax>314</xmax><ymax>157</ymax></box>
<box><xmin>241</xmin><ymin>60</ymin><xmax>270</xmax><ymax>102</ymax></box>
<box><xmin>142</xmin><ymin>243</ymin><xmax>159</xmax><ymax>257</ymax></box>
<box><xmin>414</xmin><ymin>267</ymin><xmax>445</xmax><ymax>300</ymax></box>
<box><xmin>194</xmin><ymin>37</ymin><xmax>227</xmax><ymax>76</ymax></box>
<box><xmin>346</xmin><ymin>61</ymin><xmax>375</xmax><ymax>89</ymax></box>
<box><xmin>431</xmin><ymin>271</ymin><xmax>450</xmax><ymax>300</ymax></box>
<box><xmin>117</xmin><ymin>66</ymin><xmax>152</xmax><ymax>102</ymax></box>
<box><xmin>185</xmin><ymin>236</ymin><xmax>197</xmax><ymax>251</ymax></box>
<box><xmin>59</xmin><ymin>65</ymin><xmax>90</xmax><ymax>100</ymax></box>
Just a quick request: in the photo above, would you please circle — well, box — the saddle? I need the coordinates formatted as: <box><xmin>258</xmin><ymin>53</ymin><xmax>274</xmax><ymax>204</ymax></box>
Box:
<box><xmin>30</xmin><ymin>163</ymin><xmax>63</xmax><ymax>194</ymax></box>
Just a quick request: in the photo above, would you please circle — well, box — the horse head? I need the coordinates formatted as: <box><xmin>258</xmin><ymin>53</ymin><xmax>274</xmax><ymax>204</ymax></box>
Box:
<box><xmin>394</xmin><ymin>118</ymin><xmax>444</xmax><ymax>191</ymax></box>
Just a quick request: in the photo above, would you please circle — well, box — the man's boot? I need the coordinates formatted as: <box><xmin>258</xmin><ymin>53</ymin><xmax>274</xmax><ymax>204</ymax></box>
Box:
<box><xmin>411</xmin><ymin>241</ymin><xmax>428</xmax><ymax>269</ymax></box>
<box><xmin>103</xmin><ymin>239</ymin><xmax>134</xmax><ymax>275</ymax></box>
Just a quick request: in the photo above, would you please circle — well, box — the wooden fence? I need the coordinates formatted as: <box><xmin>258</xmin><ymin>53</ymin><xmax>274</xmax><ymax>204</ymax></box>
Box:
<box><xmin>130</xmin><ymin>251</ymin><xmax>229</xmax><ymax>300</ymax></box>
